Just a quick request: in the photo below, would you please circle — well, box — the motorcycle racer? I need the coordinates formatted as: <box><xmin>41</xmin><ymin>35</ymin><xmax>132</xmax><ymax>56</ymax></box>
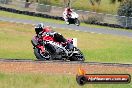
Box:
<box><xmin>63</xmin><ymin>7</ymin><xmax>73</xmax><ymax>24</ymax></box>
<box><xmin>63</xmin><ymin>7</ymin><xmax>80</xmax><ymax>26</ymax></box>
<box><xmin>31</xmin><ymin>23</ymin><xmax>85</xmax><ymax>61</ymax></box>
<box><xmin>31</xmin><ymin>23</ymin><xmax>73</xmax><ymax>50</ymax></box>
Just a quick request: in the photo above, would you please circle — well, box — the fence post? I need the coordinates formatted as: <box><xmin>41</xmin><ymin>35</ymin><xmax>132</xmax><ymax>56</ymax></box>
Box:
<box><xmin>125</xmin><ymin>17</ymin><xmax>128</xmax><ymax>28</ymax></box>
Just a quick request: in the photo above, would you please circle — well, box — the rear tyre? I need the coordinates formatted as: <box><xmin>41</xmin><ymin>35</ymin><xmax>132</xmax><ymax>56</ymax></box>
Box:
<box><xmin>34</xmin><ymin>48</ymin><xmax>51</xmax><ymax>60</ymax></box>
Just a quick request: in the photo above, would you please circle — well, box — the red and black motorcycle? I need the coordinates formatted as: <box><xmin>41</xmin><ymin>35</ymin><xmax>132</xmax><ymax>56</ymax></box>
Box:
<box><xmin>31</xmin><ymin>33</ymin><xmax>85</xmax><ymax>61</ymax></box>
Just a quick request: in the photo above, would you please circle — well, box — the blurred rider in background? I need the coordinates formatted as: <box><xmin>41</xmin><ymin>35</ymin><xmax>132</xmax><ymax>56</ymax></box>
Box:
<box><xmin>63</xmin><ymin>7</ymin><xmax>73</xmax><ymax>24</ymax></box>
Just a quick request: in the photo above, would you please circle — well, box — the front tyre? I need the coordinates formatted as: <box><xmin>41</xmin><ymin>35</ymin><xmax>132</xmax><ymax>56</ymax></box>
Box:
<box><xmin>70</xmin><ymin>48</ymin><xmax>85</xmax><ymax>62</ymax></box>
<box><xmin>34</xmin><ymin>48</ymin><xmax>51</xmax><ymax>60</ymax></box>
<box><xmin>75</xmin><ymin>19</ymin><xmax>80</xmax><ymax>26</ymax></box>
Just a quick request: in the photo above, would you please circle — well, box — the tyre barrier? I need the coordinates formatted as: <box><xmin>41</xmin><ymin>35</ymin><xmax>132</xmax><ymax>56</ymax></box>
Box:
<box><xmin>0</xmin><ymin>6</ymin><xmax>131</xmax><ymax>29</ymax></box>
<box><xmin>0</xmin><ymin>6</ymin><xmax>64</xmax><ymax>21</ymax></box>
<box><xmin>89</xmin><ymin>22</ymin><xmax>132</xmax><ymax>29</ymax></box>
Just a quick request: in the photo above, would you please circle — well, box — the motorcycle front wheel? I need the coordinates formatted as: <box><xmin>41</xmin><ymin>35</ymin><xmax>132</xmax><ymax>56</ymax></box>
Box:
<box><xmin>34</xmin><ymin>48</ymin><xmax>51</xmax><ymax>60</ymax></box>
<box><xmin>75</xmin><ymin>19</ymin><xmax>80</xmax><ymax>26</ymax></box>
<box><xmin>69</xmin><ymin>48</ymin><xmax>85</xmax><ymax>62</ymax></box>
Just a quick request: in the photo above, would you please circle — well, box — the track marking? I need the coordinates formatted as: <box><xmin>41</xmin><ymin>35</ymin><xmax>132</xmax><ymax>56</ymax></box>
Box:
<box><xmin>0</xmin><ymin>59</ymin><xmax>132</xmax><ymax>67</ymax></box>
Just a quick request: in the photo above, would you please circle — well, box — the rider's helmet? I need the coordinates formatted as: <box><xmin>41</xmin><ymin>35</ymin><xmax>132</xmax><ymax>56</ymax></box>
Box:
<box><xmin>35</xmin><ymin>23</ymin><xmax>44</xmax><ymax>34</ymax></box>
<box><xmin>67</xmin><ymin>7</ymin><xmax>72</xmax><ymax>13</ymax></box>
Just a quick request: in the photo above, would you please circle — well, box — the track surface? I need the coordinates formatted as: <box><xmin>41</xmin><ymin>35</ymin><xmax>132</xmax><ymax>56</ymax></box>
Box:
<box><xmin>0</xmin><ymin>16</ymin><xmax>132</xmax><ymax>37</ymax></box>
<box><xmin>0</xmin><ymin>59</ymin><xmax>132</xmax><ymax>74</ymax></box>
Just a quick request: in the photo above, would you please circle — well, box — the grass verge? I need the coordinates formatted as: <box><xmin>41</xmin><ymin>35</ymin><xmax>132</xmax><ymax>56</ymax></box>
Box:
<box><xmin>0</xmin><ymin>72</ymin><xmax>131</xmax><ymax>88</ymax></box>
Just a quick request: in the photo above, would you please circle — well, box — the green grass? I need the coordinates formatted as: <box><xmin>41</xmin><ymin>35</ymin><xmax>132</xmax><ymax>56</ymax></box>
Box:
<box><xmin>0</xmin><ymin>10</ymin><xmax>131</xmax><ymax>32</ymax></box>
<box><xmin>0</xmin><ymin>22</ymin><xmax>35</xmax><ymax>59</ymax></box>
<box><xmin>40</xmin><ymin>0</ymin><xmax>120</xmax><ymax>14</ymax></box>
<box><xmin>0</xmin><ymin>72</ymin><xmax>131</xmax><ymax>88</ymax></box>
<box><xmin>71</xmin><ymin>0</ymin><xmax>119</xmax><ymax>14</ymax></box>
<box><xmin>0</xmin><ymin>10</ymin><xmax>63</xmax><ymax>24</ymax></box>
<box><xmin>10</xmin><ymin>0</ymin><xmax>120</xmax><ymax>14</ymax></box>
<box><xmin>0</xmin><ymin>21</ymin><xmax>132</xmax><ymax>63</ymax></box>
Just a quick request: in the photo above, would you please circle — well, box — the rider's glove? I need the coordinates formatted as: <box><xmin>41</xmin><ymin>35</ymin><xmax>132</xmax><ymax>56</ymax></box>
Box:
<box><xmin>61</xmin><ymin>42</ymin><xmax>68</xmax><ymax>47</ymax></box>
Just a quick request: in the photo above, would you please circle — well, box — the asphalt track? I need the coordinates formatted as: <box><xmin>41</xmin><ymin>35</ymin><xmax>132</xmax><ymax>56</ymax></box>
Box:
<box><xmin>0</xmin><ymin>16</ymin><xmax>132</xmax><ymax>37</ymax></box>
<box><xmin>0</xmin><ymin>59</ymin><xmax>132</xmax><ymax>67</ymax></box>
